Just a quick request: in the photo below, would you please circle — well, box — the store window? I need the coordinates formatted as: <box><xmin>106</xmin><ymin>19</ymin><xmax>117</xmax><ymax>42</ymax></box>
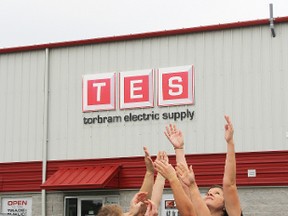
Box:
<box><xmin>64</xmin><ymin>196</ymin><xmax>119</xmax><ymax>216</ymax></box>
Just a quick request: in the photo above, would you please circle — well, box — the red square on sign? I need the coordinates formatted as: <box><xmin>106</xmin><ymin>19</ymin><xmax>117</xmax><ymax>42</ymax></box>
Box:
<box><xmin>82</xmin><ymin>73</ymin><xmax>116</xmax><ymax>112</ymax></box>
<box><xmin>162</xmin><ymin>72</ymin><xmax>188</xmax><ymax>100</ymax></box>
<box><xmin>158</xmin><ymin>65</ymin><xmax>194</xmax><ymax>107</ymax></box>
<box><xmin>119</xmin><ymin>69</ymin><xmax>154</xmax><ymax>109</ymax></box>
<box><xmin>87</xmin><ymin>79</ymin><xmax>111</xmax><ymax>105</ymax></box>
<box><xmin>124</xmin><ymin>75</ymin><xmax>149</xmax><ymax>103</ymax></box>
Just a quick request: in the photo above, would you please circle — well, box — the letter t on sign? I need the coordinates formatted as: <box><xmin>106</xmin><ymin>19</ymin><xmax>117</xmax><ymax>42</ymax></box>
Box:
<box><xmin>82</xmin><ymin>73</ymin><xmax>116</xmax><ymax>112</ymax></box>
<box><xmin>158</xmin><ymin>65</ymin><xmax>194</xmax><ymax>107</ymax></box>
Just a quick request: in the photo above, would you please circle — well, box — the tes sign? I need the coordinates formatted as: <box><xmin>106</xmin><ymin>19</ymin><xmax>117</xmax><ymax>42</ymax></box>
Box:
<box><xmin>82</xmin><ymin>65</ymin><xmax>194</xmax><ymax>112</ymax></box>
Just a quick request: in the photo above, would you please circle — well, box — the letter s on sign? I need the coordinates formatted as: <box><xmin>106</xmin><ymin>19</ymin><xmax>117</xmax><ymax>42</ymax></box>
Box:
<box><xmin>168</xmin><ymin>76</ymin><xmax>183</xmax><ymax>96</ymax></box>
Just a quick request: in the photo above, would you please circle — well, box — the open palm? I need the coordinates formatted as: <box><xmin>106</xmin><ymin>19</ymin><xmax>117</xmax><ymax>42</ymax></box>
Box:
<box><xmin>164</xmin><ymin>124</ymin><xmax>184</xmax><ymax>148</ymax></box>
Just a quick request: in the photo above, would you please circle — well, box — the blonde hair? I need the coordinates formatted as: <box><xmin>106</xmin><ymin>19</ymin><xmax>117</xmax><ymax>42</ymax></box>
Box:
<box><xmin>97</xmin><ymin>204</ymin><xmax>123</xmax><ymax>216</ymax></box>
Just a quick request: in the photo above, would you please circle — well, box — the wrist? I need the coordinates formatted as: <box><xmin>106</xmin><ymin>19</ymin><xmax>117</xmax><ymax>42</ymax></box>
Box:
<box><xmin>174</xmin><ymin>146</ymin><xmax>184</xmax><ymax>150</ymax></box>
<box><xmin>226</xmin><ymin>139</ymin><xmax>234</xmax><ymax>145</ymax></box>
<box><xmin>168</xmin><ymin>175</ymin><xmax>179</xmax><ymax>183</ymax></box>
<box><xmin>145</xmin><ymin>170</ymin><xmax>154</xmax><ymax>176</ymax></box>
<box><xmin>189</xmin><ymin>181</ymin><xmax>197</xmax><ymax>189</ymax></box>
<box><xmin>157</xmin><ymin>173</ymin><xmax>166</xmax><ymax>181</ymax></box>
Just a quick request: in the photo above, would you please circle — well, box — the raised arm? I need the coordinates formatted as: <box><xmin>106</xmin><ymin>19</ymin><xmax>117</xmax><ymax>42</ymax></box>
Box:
<box><xmin>164</xmin><ymin>124</ymin><xmax>187</xmax><ymax>165</ymax></box>
<box><xmin>144</xmin><ymin>199</ymin><xmax>158</xmax><ymax>216</ymax></box>
<box><xmin>154</xmin><ymin>158</ymin><xmax>196</xmax><ymax>216</ymax></box>
<box><xmin>176</xmin><ymin>163</ymin><xmax>211</xmax><ymax>216</ymax></box>
<box><xmin>150</xmin><ymin>151</ymin><xmax>167</xmax><ymax>209</ymax></box>
<box><xmin>139</xmin><ymin>147</ymin><xmax>155</xmax><ymax>199</ymax></box>
<box><xmin>165</xmin><ymin>124</ymin><xmax>194</xmax><ymax>201</ymax></box>
<box><xmin>222</xmin><ymin>115</ymin><xmax>242</xmax><ymax>216</ymax></box>
<box><xmin>124</xmin><ymin>192</ymin><xmax>148</xmax><ymax>216</ymax></box>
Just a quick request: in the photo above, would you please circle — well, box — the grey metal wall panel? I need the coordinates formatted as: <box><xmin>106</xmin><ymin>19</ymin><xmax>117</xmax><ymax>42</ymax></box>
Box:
<box><xmin>1</xmin><ymin>22</ymin><xmax>288</xmax><ymax>162</ymax></box>
<box><xmin>46</xmin><ymin>23</ymin><xmax>288</xmax><ymax>160</ymax></box>
<box><xmin>0</xmin><ymin>51</ymin><xmax>45</xmax><ymax>162</ymax></box>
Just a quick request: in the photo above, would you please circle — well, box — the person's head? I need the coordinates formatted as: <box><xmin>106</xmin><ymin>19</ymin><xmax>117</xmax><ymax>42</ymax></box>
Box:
<box><xmin>204</xmin><ymin>185</ymin><xmax>226</xmax><ymax>215</ymax></box>
<box><xmin>97</xmin><ymin>204</ymin><xmax>123</xmax><ymax>216</ymax></box>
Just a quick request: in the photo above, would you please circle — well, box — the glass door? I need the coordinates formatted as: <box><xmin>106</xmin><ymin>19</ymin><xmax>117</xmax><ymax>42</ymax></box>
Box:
<box><xmin>65</xmin><ymin>195</ymin><xmax>119</xmax><ymax>216</ymax></box>
<box><xmin>77</xmin><ymin>198</ymin><xmax>103</xmax><ymax>216</ymax></box>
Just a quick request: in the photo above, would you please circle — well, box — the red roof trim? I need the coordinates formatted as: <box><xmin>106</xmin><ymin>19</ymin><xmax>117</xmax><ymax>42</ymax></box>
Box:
<box><xmin>41</xmin><ymin>164</ymin><xmax>120</xmax><ymax>190</ymax></box>
<box><xmin>1</xmin><ymin>16</ymin><xmax>288</xmax><ymax>54</ymax></box>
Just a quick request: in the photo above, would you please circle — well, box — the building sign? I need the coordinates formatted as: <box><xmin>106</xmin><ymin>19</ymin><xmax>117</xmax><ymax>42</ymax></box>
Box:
<box><xmin>82</xmin><ymin>65</ymin><xmax>194</xmax><ymax>112</ymax></box>
<box><xmin>83</xmin><ymin>109</ymin><xmax>195</xmax><ymax>124</ymax></box>
<box><xmin>82</xmin><ymin>72</ymin><xmax>116</xmax><ymax>112</ymax></box>
<box><xmin>161</xmin><ymin>194</ymin><xmax>178</xmax><ymax>216</ymax></box>
<box><xmin>1</xmin><ymin>197</ymin><xmax>32</xmax><ymax>216</ymax></box>
<box><xmin>119</xmin><ymin>69</ymin><xmax>154</xmax><ymax>109</ymax></box>
<box><xmin>158</xmin><ymin>65</ymin><xmax>194</xmax><ymax>106</ymax></box>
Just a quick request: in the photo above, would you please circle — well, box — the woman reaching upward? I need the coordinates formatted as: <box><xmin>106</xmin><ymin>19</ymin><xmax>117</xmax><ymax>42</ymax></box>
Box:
<box><xmin>155</xmin><ymin>115</ymin><xmax>242</xmax><ymax>216</ymax></box>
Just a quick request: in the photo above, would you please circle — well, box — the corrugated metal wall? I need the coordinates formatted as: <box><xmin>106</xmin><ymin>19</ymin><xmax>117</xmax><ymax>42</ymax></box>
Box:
<box><xmin>0</xmin><ymin>23</ymin><xmax>287</xmax><ymax>162</ymax></box>
<box><xmin>0</xmin><ymin>150</ymin><xmax>287</xmax><ymax>192</ymax></box>
<box><xmin>0</xmin><ymin>51</ymin><xmax>45</xmax><ymax>162</ymax></box>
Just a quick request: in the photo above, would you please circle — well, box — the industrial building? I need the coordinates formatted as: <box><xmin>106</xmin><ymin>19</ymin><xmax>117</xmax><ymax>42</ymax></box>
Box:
<box><xmin>0</xmin><ymin>16</ymin><xmax>287</xmax><ymax>216</ymax></box>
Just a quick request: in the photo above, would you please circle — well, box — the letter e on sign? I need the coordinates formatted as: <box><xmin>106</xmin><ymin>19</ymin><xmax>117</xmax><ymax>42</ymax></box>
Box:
<box><xmin>82</xmin><ymin>73</ymin><xmax>116</xmax><ymax>112</ymax></box>
<box><xmin>158</xmin><ymin>65</ymin><xmax>194</xmax><ymax>106</ymax></box>
<box><xmin>119</xmin><ymin>69</ymin><xmax>154</xmax><ymax>109</ymax></box>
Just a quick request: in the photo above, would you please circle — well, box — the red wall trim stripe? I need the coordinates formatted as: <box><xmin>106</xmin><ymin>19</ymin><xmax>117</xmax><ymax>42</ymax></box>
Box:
<box><xmin>0</xmin><ymin>151</ymin><xmax>287</xmax><ymax>192</ymax></box>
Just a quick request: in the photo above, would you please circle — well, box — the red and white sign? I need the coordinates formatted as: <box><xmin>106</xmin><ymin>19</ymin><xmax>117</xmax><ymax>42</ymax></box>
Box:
<box><xmin>119</xmin><ymin>69</ymin><xmax>154</xmax><ymax>109</ymax></box>
<box><xmin>2</xmin><ymin>197</ymin><xmax>32</xmax><ymax>216</ymax></box>
<box><xmin>158</xmin><ymin>65</ymin><xmax>194</xmax><ymax>106</ymax></box>
<box><xmin>82</xmin><ymin>73</ymin><xmax>116</xmax><ymax>112</ymax></box>
<box><xmin>82</xmin><ymin>65</ymin><xmax>194</xmax><ymax>112</ymax></box>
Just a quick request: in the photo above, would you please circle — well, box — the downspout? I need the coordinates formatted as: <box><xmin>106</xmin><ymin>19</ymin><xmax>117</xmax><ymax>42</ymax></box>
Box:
<box><xmin>42</xmin><ymin>48</ymin><xmax>49</xmax><ymax>216</ymax></box>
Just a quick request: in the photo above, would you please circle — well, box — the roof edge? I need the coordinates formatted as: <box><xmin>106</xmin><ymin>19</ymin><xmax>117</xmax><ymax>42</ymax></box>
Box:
<box><xmin>1</xmin><ymin>16</ymin><xmax>288</xmax><ymax>54</ymax></box>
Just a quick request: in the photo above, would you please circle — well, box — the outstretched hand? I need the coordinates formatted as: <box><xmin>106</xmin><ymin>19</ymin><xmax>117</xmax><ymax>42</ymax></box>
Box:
<box><xmin>154</xmin><ymin>156</ymin><xmax>177</xmax><ymax>182</ymax></box>
<box><xmin>144</xmin><ymin>199</ymin><xmax>158</xmax><ymax>216</ymax></box>
<box><xmin>164</xmin><ymin>124</ymin><xmax>184</xmax><ymax>149</ymax></box>
<box><xmin>154</xmin><ymin>151</ymin><xmax>169</xmax><ymax>178</ymax></box>
<box><xmin>176</xmin><ymin>163</ymin><xmax>196</xmax><ymax>187</ymax></box>
<box><xmin>155</xmin><ymin>151</ymin><xmax>169</xmax><ymax>163</ymax></box>
<box><xmin>224</xmin><ymin>115</ymin><xmax>234</xmax><ymax>143</ymax></box>
<box><xmin>129</xmin><ymin>192</ymin><xmax>148</xmax><ymax>215</ymax></box>
<box><xmin>143</xmin><ymin>147</ymin><xmax>155</xmax><ymax>174</ymax></box>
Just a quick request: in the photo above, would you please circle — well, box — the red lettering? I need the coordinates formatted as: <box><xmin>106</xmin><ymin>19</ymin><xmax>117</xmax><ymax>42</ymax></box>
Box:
<box><xmin>8</xmin><ymin>200</ymin><xmax>28</xmax><ymax>205</ymax></box>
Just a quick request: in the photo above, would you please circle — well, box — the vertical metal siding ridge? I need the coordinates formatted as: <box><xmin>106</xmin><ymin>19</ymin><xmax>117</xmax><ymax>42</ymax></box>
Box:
<box><xmin>1</xmin><ymin>16</ymin><xmax>288</xmax><ymax>54</ymax></box>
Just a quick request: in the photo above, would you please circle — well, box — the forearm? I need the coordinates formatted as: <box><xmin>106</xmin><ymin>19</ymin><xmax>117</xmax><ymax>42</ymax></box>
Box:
<box><xmin>189</xmin><ymin>183</ymin><xmax>211</xmax><ymax>216</ymax></box>
<box><xmin>223</xmin><ymin>139</ymin><xmax>236</xmax><ymax>187</ymax></box>
<box><xmin>223</xmin><ymin>139</ymin><xmax>242</xmax><ymax>215</ymax></box>
<box><xmin>140</xmin><ymin>171</ymin><xmax>154</xmax><ymax>198</ymax></box>
<box><xmin>175</xmin><ymin>148</ymin><xmax>187</xmax><ymax>165</ymax></box>
<box><xmin>151</xmin><ymin>173</ymin><xmax>165</xmax><ymax>208</ymax></box>
<box><xmin>174</xmin><ymin>148</ymin><xmax>193</xmax><ymax>201</ymax></box>
<box><xmin>169</xmin><ymin>177</ymin><xmax>196</xmax><ymax>216</ymax></box>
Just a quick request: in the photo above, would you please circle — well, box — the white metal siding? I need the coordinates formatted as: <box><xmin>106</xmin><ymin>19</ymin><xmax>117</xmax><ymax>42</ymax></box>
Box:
<box><xmin>47</xmin><ymin>23</ymin><xmax>288</xmax><ymax>160</ymax></box>
<box><xmin>0</xmin><ymin>51</ymin><xmax>45</xmax><ymax>162</ymax></box>
<box><xmin>1</xmin><ymin>23</ymin><xmax>288</xmax><ymax>162</ymax></box>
